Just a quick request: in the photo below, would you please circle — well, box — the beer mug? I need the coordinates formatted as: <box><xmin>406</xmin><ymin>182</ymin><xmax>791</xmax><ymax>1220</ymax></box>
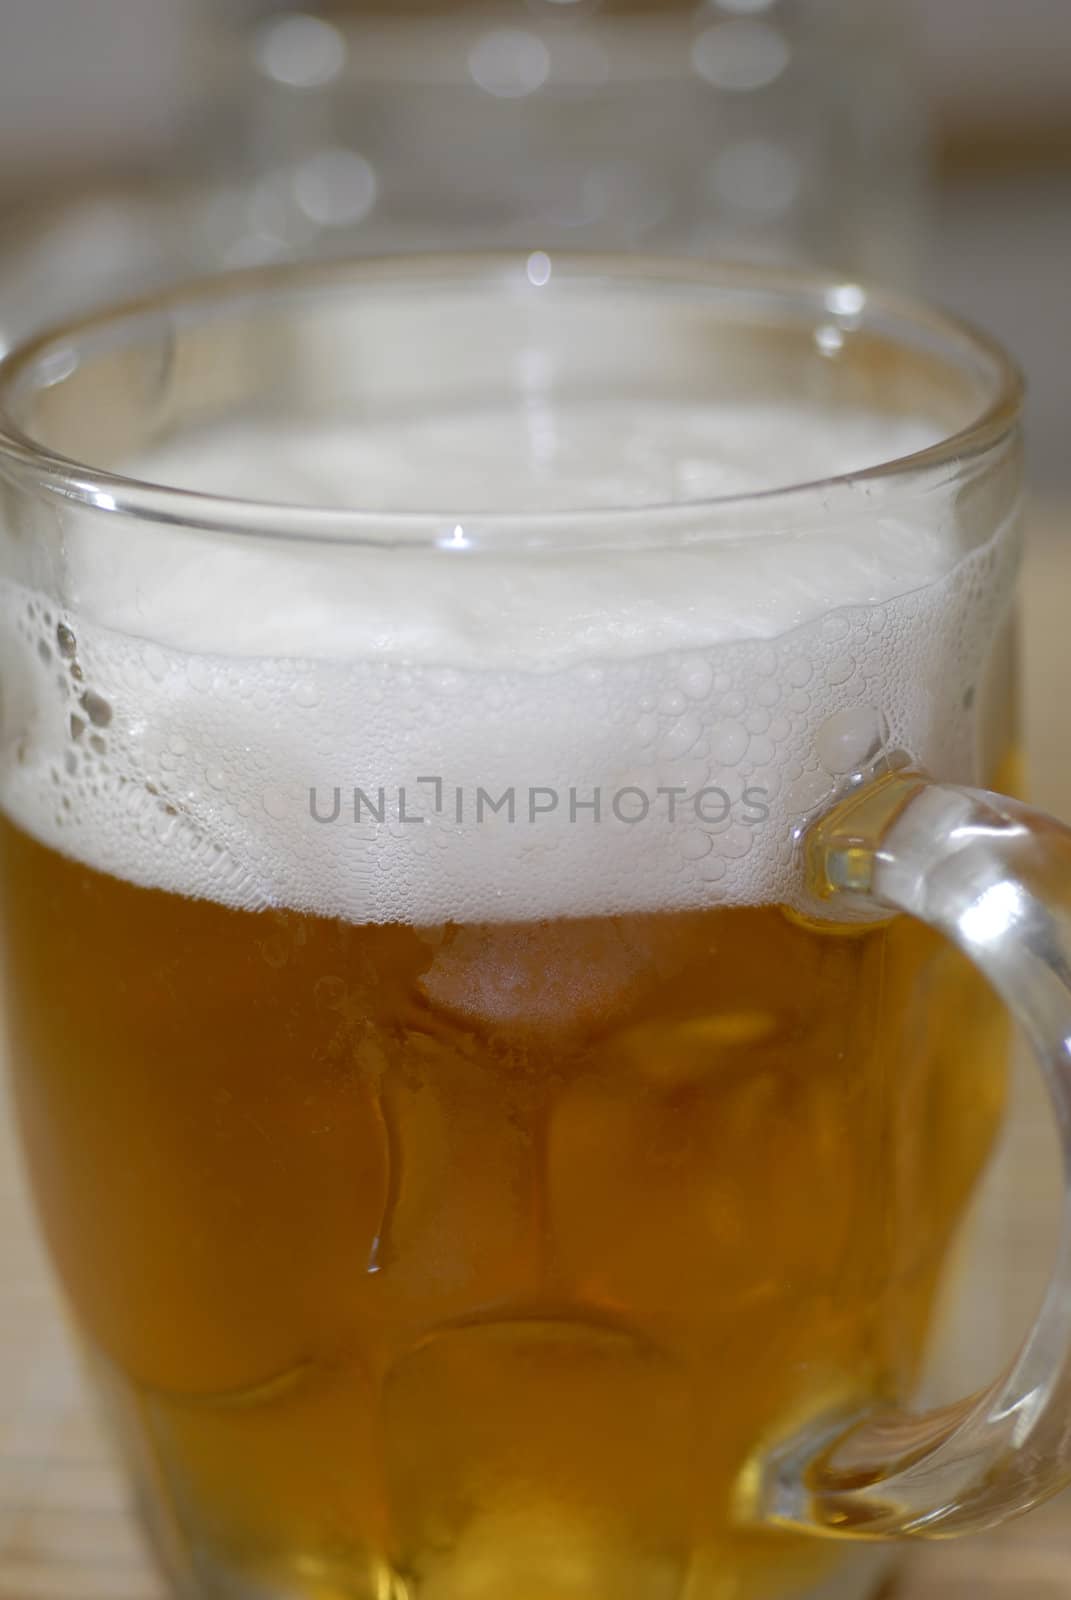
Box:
<box><xmin>0</xmin><ymin>255</ymin><xmax>1067</xmax><ymax>1600</ymax></box>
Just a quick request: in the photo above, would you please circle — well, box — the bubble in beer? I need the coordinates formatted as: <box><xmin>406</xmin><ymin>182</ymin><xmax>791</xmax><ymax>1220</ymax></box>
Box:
<box><xmin>679</xmin><ymin>658</ymin><xmax>714</xmax><ymax>700</ymax></box>
<box><xmin>79</xmin><ymin>689</ymin><xmax>112</xmax><ymax>728</ymax></box>
<box><xmin>710</xmin><ymin>719</ymin><xmax>748</xmax><ymax>766</ymax></box>
<box><xmin>815</xmin><ymin>706</ymin><xmax>890</xmax><ymax>777</ymax></box>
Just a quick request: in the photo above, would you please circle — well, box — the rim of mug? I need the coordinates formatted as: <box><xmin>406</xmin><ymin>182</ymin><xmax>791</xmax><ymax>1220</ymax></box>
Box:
<box><xmin>0</xmin><ymin>252</ymin><xmax>1025</xmax><ymax>550</ymax></box>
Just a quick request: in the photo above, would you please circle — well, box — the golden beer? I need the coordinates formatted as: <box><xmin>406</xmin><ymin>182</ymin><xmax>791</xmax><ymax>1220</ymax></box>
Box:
<box><xmin>0</xmin><ymin>814</ymin><xmax>1006</xmax><ymax>1598</ymax></box>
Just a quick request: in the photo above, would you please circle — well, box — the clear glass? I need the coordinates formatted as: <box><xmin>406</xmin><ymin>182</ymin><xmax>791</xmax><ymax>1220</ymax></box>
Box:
<box><xmin>0</xmin><ymin>256</ymin><xmax>1043</xmax><ymax>1600</ymax></box>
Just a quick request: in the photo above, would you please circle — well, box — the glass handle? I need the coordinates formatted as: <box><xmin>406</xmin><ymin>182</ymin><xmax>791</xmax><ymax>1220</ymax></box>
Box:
<box><xmin>764</xmin><ymin>771</ymin><xmax>1071</xmax><ymax>1538</ymax></box>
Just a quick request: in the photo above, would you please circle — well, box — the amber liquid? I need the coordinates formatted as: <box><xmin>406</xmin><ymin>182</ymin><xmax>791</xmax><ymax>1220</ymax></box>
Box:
<box><xmin>0</xmin><ymin>817</ymin><xmax>1007</xmax><ymax>1600</ymax></box>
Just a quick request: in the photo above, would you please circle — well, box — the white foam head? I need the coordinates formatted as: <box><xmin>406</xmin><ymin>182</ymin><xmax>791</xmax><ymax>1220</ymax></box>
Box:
<box><xmin>0</xmin><ymin>300</ymin><xmax>1017</xmax><ymax>924</ymax></box>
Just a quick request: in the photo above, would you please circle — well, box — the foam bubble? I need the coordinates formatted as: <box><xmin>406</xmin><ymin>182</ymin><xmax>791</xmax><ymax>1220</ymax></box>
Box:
<box><xmin>0</xmin><ymin>404</ymin><xmax>1018</xmax><ymax>923</ymax></box>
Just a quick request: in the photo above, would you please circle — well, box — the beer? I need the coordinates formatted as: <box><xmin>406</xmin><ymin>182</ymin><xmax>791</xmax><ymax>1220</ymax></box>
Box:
<box><xmin>0</xmin><ymin>354</ymin><xmax>1019</xmax><ymax>1598</ymax></box>
<box><xmin>0</xmin><ymin>820</ymin><xmax>1008</xmax><ymax>1599</ymax></box>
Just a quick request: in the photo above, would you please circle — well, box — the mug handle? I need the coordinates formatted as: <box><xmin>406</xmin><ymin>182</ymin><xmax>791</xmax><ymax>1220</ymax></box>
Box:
<box><xmin>763</xmin><ymin>770</ymin><xmax>1071</xmax><ymax>1539</ymax></box>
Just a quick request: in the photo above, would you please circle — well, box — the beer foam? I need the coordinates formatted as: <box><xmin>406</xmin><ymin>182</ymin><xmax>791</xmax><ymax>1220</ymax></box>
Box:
<box><xmin>0</xmin><ymin>402</ymin><xmax>1017</xmax><ymax>923</ymax></box>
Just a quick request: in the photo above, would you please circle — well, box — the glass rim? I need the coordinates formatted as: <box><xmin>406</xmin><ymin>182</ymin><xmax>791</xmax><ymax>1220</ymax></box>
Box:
<box><xmin>0</xmin><ymin>252</ymin><xmax>1025</xmax><ymax>550</ymax></box>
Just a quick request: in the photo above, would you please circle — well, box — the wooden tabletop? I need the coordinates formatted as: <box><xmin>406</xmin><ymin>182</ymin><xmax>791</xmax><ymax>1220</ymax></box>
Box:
<box><xmin>0</xmin><ymin>500</ymin><xmax>1069</xmax><ymax>1600</ymax></box>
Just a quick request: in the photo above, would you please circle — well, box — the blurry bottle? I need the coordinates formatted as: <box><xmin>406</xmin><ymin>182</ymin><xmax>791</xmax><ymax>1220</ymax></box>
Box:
<box><xmin>199</xmin><ymin>0</ymin><xmax>928</xmax><ymax>276</ymax></box>
<box><xmin>0</xmin><ymin>0</ymin><xmax>929</xmax><ymax>346</ymax></box>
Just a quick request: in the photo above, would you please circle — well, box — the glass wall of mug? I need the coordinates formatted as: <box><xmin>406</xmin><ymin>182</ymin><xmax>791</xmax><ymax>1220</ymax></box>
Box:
<box><xmin>0</xmin><ymin>257</ymin><xmax>1021</xmax><ymax>1600</ymax></box>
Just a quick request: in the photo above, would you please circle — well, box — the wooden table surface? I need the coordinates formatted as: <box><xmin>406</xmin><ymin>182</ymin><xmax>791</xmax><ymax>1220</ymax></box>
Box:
<box><xmin>0</xmin><ymin>501</ymin><xmax>1069</xmax><ymax>1600</ymax></box>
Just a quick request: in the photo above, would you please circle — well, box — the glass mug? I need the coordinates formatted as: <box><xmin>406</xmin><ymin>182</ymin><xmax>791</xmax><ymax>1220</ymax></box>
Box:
<box><xmin>0</xmin><ymin>255</ymin><xmax>1068</xmax><ymax>1600</ymax></box>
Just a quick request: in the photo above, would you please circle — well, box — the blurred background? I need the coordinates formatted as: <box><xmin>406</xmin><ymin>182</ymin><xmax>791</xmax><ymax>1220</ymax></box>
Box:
<box><xmin>0</xmin><ymin>0</ymin><xmax>1068</xmax><ymax>486</ymax></box>
<box><xmin>0</xmin><ymin>5</ymin><xmax>1069</xmax><ymax>1597</ymax></box>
